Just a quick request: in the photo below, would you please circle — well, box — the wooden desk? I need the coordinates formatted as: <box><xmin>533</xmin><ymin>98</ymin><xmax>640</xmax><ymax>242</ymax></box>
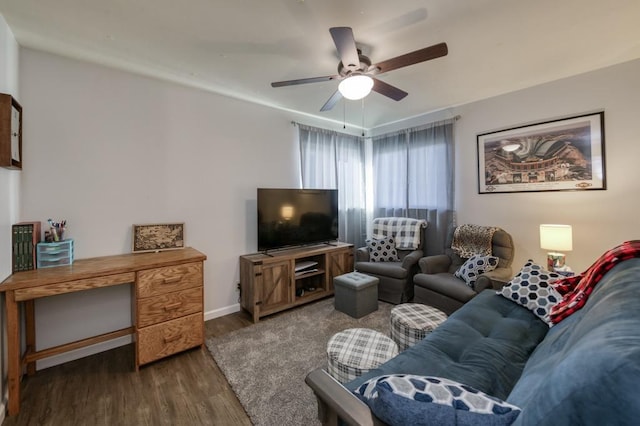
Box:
<box><xmin>0</xmin><ymin>247</ymin><xmax>207</xmax><ymax>416</ymax></box>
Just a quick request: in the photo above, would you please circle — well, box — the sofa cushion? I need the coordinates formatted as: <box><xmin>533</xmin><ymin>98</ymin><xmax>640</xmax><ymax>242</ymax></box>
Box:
<box><xmin>347</xmin><ymin>290</ymin><xmax>549</xmax><ymax>401</ymax></box>
<box><xmin>355</xmin><ymin>261</ymin><xmax>407</xmax><ymax>280</ymax></box>
<box><xmin>498</xmin><ymin>260</ymin><xmax>562</xmax><ymax>326</ymax></box>
<box><xmin>507</xmin><ymin>258</ymin><xmax>640</xmax><ymax>425</ymax></box>
<box><xmin>354</xmin><ymin>374</ymin><xmax>521</xmax><ymax>426</ymax></box>
<box><xmin>455</xmin><ymin>255</ymin><xmax>499</xmax><ymax>288</ymax></box>
<box><xmin>366</xmin><ymin>236</ymin><xmax>400</xmax><ymax>262</ymax></box>
<box><xmin>413</xmin><ymin>273</ymin><xmax>478</xmax><ymax>303</ymax></box>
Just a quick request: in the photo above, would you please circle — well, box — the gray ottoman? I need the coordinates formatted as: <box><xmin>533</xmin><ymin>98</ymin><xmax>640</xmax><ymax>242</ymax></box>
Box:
<box><xmin>326</xmin><ymin>328</ymin><xmax>399</xmax><ymax>384</ymax></box>
<box><xmin>390</xmin><ymin>303</ymin><xmax>448</xmax><ymax>351</ymax></box>
<box><xmin>334</xmin><ymin>272</ymin><xmax>379</xmax><ymax>318</ymax></box>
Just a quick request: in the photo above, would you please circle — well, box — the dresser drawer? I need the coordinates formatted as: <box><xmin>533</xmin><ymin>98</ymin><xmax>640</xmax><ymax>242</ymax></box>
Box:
<box><xmin>137</xmin><ymin>261</ymin><xmax>202</xmax><ymax>298</ymax></box>
<box><xmin>137</xmin><ymin>287</ymin><xmax>203</xmax><ymax>328</ymax></box>
<box><xmin>137</xmin><ymin>313</ymin><xmax>203</xmax><ymax>365</ymax></box>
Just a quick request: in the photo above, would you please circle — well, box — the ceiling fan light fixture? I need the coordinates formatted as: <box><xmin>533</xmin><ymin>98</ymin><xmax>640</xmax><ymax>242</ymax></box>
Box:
<box><xmin>338</xmin><ymin>74</ymin><xmax>374</xmax><ymax>100</ymax></box>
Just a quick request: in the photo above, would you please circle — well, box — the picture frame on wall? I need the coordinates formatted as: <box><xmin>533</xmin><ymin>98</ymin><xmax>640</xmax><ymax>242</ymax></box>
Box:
<box><xmin>132</xmin><ymin>223</ymin><xmax>185</xmax><ymax>253</ymax></box>
<box><xmin>477</xmin><ymin>111</ymin><xmax>606</xmax><ymax>194</ymax></box>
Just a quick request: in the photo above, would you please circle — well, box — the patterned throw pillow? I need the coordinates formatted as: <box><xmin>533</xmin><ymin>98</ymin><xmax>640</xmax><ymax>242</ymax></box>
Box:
<box><xmin>353</xmin><ymin>374</ymin><xmax>521</xmax><ymax>426</ymax></box>
<box><xmin>366</xmin><ymin>237</ymin><xmax>400</xmax><ymax>262</ymax></box>
<box><xmin>454</xmin><ymin>255</ymin><xmax>499</xmax><ymax>288</ymax></box>
<box><xmin>498</xmin><ymin>260</ymin><xmax>563</xmax><ymax>326</ymax></box>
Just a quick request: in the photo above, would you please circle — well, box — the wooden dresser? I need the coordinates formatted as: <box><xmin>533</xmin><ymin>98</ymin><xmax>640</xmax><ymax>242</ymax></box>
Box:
<box><xmin>0</xmin><ymin>247</ymin><xmax>207</xmax><ymax>416</ymax></box>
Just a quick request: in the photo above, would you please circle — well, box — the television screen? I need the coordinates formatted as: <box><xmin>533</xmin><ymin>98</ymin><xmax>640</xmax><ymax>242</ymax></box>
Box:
<box><xmin>257</xmin><ymin>188</ymin><xmax>338</xmax><ymax>251</ymax></box>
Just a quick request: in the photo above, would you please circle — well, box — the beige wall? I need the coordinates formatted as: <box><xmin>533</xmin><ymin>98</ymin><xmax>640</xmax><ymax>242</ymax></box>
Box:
<box><xmin>454</xmin><ymin>59</ymin><xmax>640</xmax><ymax>272</ymax></box>
<box><xmin>18</xmin><ymin>48</ymin><xmax>308</xmax><ymax>368</ymax></box>
<box><xmin>373</xmin><ymin>58</ymin><xmax>640</xmax><ymax>273</ymax></box>
<box><xmin>0</xmin><ymin>12</ymin><xmax>20</xmax><ymax>422</ymax></box>
<box><xmin>7</xmin><ymin>45</ymin><xmax>640</xmax><ymax>377</ymax></box>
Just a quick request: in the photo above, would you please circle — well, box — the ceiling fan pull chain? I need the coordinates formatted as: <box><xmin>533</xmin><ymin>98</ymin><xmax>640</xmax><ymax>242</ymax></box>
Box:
<box><xmin>343</xmin><ymin>98</ymin><xmax>346</xmax><ymax>129</ymax></box>
<box><xmin>361</xmin><ymin>98</ymin><xmax>365</xmax><ymax>136</ymax></box>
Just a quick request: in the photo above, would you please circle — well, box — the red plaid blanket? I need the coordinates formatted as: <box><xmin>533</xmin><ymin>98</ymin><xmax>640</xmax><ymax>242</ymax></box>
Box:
<box><xmin>550</xmin><ymin>240</ymin><xmax>640</xmax><ymax>324</ymax></box>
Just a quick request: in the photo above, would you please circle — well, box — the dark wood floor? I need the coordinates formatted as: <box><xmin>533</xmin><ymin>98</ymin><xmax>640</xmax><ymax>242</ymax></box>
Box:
<box><xmin>2</xmin><ymin>311</ymin><xmax>256</xmax><ymax>426</ymax></box>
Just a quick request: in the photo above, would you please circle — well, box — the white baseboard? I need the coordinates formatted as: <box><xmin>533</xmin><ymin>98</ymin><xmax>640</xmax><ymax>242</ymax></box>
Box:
<box><xmin>34</xmin><ymin>303</ymin><xmax>241</xmax><ymax>370</ymax></box>
<box><xmin>204</xmin><ymin>303</ymin><xmax>241</xmax><ymax>321</ymax></box>
<box><xmin>36</xmin><ymin>334</ymin><xmax>133</xmax><ymax>370</ymax></box>
<box><xmin>0</xmin><ymin>388</ymin><xmax>7</xmax><ymax>424</ymax></box>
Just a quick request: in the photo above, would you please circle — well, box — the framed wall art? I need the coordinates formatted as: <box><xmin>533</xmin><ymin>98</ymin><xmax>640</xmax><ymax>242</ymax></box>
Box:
<box><xmin>132</xmin><ymin>223</ymin><xmax>185</xmax><ymax>253</ymax></box>
<box><xmin>477</xmin><ymin>112</ymin><xmax>605</xmax><ymax>194</ymax></box>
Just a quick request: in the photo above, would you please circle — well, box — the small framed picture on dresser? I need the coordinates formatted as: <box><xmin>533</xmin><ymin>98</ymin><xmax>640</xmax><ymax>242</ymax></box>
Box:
<box><xmin>132</xmin><ymin>223</ymin><xmax>185</xmax><ymax>253</ymax></box>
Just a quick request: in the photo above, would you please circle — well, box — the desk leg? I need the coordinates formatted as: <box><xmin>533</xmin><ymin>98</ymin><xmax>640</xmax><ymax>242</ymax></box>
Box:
<box><xmin>25</xmin><ymin>299</ymin><xmax>36</xmax><ymax>375</ymax></box>
<box><xmin>6</xmin><ymin>290</ymin><xmax>21</xmax><ymax>416</ymax></box>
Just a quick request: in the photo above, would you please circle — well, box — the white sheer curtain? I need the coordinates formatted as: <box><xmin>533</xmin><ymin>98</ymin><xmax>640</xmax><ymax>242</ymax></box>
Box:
<box><xmin>298</xmin><ymin>124</ymin><xmax>367</xmax><ymax>248</ymax></box>
<box><xmin>372</xmin><ymin>119</ymin><xmax>456</xmax><ymax>255</ymax></box>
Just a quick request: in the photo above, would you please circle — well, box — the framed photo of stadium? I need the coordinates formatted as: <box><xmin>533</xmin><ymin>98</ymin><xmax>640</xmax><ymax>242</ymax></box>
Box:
<box><xmin>477</xmin><ymin>112</ymin><xmax>605</xmax><ymax>194</ymax></box>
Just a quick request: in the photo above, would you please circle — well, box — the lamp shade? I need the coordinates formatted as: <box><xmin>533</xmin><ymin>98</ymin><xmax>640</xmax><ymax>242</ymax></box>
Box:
<box><xmin>338</xmin><ymin>75</ymin><xmax>374</xmax><ymax>100</ymax></box>
<box><xmin>539</xmin><ymin>224</ymin><xmax>573</xmax><ymax>252</ymax></box>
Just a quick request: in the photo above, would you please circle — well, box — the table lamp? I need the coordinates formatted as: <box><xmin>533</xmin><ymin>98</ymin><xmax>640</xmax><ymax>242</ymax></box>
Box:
<box><xmin>539</xmin><ymin>224</ymin><xmax>573</xmax><ymax>271</ymax></box>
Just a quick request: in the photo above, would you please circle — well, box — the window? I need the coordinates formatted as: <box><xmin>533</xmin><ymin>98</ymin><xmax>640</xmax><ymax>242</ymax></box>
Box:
<box><xmin>298</xmin><ymin>118</ymin><xmax>456</xmax><ymax>254</ymax></box>
<box><xmin>298</xmin><ymin>124</ymin><xmax>367</xmax><ymax>248</ymax></box>
<box><xmin>372</xmin><ymin>119</ymin><xmax>455</xmax><ymax>254</ymax></box>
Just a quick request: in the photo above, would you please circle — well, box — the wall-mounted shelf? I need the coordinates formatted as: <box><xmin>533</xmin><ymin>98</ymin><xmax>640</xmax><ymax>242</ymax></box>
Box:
<box><xmin>0</xmin><ymin>93</ymin><xmax>22</xmax><ymax>170</ymax></box>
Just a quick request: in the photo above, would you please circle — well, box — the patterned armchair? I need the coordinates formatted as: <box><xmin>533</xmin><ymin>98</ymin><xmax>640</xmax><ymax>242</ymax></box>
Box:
<box><xmin>413</xmin><ymin>225</ymin><xmax>514</xmax><ymax>314</ymax></box>
<box><xmin>355</xmin><ymin>217</ymin><xmax>427</xmax><ymax>304</ymax></box>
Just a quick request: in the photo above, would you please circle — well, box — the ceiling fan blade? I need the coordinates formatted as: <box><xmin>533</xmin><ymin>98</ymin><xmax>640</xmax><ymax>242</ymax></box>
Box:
<box><xmin>372</xmin><ymin>42</ymin><xmax>448</xmax><ymax>74</ymax></box>
<box><xmin>329</xmin><ymin>27</ymin><xmax>360</xmax><ymax>71</ymax></box>
<box><xmin>320</xmin><ymin>90</ymin><xmax>343</xmax><ymax>112</ymax></box>
<box><xmin>371</xmin><ymin>77</ymin><xmax>408</xmax><ymax>101</ymax></box>
<box><xmin>271</xmin><ymin>75</ymin><xmax>338</xmax><ymax>87</ymax></box>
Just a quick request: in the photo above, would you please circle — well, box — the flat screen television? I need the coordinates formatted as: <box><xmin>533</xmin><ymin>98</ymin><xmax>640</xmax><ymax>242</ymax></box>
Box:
<box><xmin>257</xmin><ymin>188</ymin><xmax>338</xmax><ymax>251</ymax></box>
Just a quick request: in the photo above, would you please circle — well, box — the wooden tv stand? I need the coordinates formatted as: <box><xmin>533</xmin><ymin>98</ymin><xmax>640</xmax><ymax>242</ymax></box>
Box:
<box><xmin>0</xmin><ymin>247</ymin><xmax>207</xmax><ymax>416</ymax></box>
<box><xmin>239</xmin><ymin>243</ymin><xmax>354</xmax><ymax>322</ymax></box>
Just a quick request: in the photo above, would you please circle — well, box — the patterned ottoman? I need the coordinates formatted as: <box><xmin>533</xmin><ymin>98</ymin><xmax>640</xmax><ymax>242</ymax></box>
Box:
<box><xmin>334</xmin><ymin>272</ymin><xmax>379</xmax><ymax>319</ymax></box>
<box><xmin>390</xmin><ymin>303</ymin><xmax>448</xmax><ymax>351</ymax></box>
<box><xmin>327</xmin><ymin>328</ymin><xmax>399</xmax><ymax>384</ymax></box>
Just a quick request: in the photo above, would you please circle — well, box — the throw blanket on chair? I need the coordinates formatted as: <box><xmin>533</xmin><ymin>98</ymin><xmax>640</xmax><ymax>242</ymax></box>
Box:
<box><xmin>451</xmin><ymin>224</ymin><xmax>499</xmax><ymax>258</ymax></box>
<box><xmin>372</xmin><ymin>217</ymin><xmax>427</xmax><ymax>250</ymax></box>
<box><xmin>550</xmin><ymin>240</ymin><xmax>640</xmax><ymax>324</ymax></box>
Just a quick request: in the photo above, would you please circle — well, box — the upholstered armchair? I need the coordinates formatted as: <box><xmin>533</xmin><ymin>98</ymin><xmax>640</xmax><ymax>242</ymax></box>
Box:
<box><xmin>413</xmin><ymin>225</ymin><xmax>514</xmax><ymax>315</ymax></box>
<box><xmin>355</xmin><ymin>217</ymin><xmax>427</xmax><ymax>304</ymax></box>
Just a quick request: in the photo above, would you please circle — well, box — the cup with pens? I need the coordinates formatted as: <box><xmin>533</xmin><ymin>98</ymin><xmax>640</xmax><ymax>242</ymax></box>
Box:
<box><xmin>48</xmin><ymin>219</ymin><xmax>66</xmax><ymax>242</ymax></box>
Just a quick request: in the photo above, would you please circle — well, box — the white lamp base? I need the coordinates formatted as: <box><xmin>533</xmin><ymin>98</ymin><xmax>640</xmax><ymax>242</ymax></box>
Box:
<box><xmin>546</xmin><ymin>252</ymin><xmax>567</xmax><ymax>272</ymax></box>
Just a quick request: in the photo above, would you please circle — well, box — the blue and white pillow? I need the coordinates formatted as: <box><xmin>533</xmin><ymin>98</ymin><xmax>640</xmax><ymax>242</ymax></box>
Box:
<box><xmin>498</xmin><ymin>260</ymin><xmax>563</xmax><ymax>326</ymax></box>
<box><xmin>454</xmin><ymin>255</ymin><xmax>499</xmax><ymax>288</ymax></box>
<box><xmin>353</xmin><ymin>374</ymin><xmax>521</xmax><ymax>426</ymax></box>
<box><xmin>366</xmin><ymin>237</ymin><xmax>400</xmax><ymax>262</ymax></box>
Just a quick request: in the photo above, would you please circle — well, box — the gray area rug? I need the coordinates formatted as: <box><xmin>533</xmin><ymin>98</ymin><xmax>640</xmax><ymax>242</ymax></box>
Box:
<box><xmin>206</xmin><ymin>297</ymin><xmax>393</xmax><ymax>426</ymax></box>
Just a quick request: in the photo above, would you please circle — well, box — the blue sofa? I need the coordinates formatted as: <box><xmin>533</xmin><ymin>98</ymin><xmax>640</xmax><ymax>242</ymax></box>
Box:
<box><xmin>306</xmin><ymin>257</ymin><xmax>640</xmax><ymax>425</ymax></box>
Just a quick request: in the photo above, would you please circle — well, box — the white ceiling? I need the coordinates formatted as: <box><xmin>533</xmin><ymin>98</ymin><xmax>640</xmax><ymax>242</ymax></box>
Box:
<box><xmin>1</xmin><ymin>0</ymin><xmax>639</xmax><ymax>130</ymax></box>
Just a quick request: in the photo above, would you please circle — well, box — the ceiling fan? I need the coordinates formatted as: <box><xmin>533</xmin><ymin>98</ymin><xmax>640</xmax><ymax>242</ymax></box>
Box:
<box><xmin>271</xmin><ymin>27</ymin><xmax>448</xmax><ymax>112</ymax></box>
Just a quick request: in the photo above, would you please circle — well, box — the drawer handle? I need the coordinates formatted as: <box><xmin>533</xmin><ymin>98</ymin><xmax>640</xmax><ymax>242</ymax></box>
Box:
<box><xmin>162</xmin><ymin>277</ymin><xmax>181</xmax><ymax>284</ymax></box>
<box><xmin>164</xmin><ymin>334</ymin><xmax>182</xmax><ymax>343</ymax></box>
<box><xmin>164</xmin><ymin>302</ymin><xmax>183</xmax><ymax>311</ymax></box>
